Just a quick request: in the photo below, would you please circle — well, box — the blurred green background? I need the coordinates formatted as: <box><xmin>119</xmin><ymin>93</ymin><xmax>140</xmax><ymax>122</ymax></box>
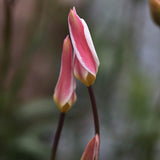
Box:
<box><xmin>0</xmin><ymin>0</ymin><xmax>160</xmax><ymax>159</ymax></box>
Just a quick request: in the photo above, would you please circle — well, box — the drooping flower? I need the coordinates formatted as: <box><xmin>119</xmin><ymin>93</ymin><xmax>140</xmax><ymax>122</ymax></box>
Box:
<box><xmin>68</xmin><ymin>7</ymin><xmax>100</xmax><ymax>86</ymax></box>
<box><xmin>81</xmin><ymin>134</ymin><xmax>100</xmax><ymax>160</ymax></box>
<box><xmin>53</xmin><ymin>35</ymin><xmax>76</xmax><ymax>113</ymax></box>
<box><xmin>149</xmin><ymin>0</ymin><xmax>160</xmax><ymax>26</ymax></box>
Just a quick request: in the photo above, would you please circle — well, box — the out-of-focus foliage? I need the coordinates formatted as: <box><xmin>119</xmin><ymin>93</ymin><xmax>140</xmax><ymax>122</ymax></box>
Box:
<box><xmin>0</xmin><ymin>0</ymin><xmax>160</xmax><ymax>160</ymax></box>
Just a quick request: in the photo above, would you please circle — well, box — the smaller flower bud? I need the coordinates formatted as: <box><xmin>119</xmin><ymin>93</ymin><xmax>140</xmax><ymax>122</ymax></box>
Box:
<box><xmin>149</xmin><ymin>0</ymin><xmax>160</xmax><ymax>26</ymax></box>
<box><xmin>81</xmin><ymin>134</ymin><xmax>100</xmax><ymax>160</ymax></box>
<box><xmin>53</xmin><ymin>35</ymin><xmax>76</xmax><ymax>113</ymax></box>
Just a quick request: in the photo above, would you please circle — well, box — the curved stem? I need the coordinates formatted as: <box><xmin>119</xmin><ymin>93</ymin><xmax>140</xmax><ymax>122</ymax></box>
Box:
<box><xmin>88</xmin><ymin>86</ymin><xmax>100</xmax><ymax>135</ymax></box>
<box><xmin>51</xmin><ymin>113</ymin><xmax>65</xmax><ymax>160</ymax></box>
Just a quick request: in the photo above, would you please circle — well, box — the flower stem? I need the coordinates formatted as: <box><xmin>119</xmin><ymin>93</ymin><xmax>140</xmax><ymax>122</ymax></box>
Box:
<box><xmin>88</xmin><ymin>86</ymin><xmax>100</xmax><ymax>135</ymax></box>
<box><xmin>51</xmin><ymin>112</ymin><xmax>65</xmax><ymax>160</ymax></box>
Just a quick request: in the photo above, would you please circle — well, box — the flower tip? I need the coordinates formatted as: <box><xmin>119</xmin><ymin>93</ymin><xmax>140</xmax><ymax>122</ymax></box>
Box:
<box><xmin>95</xmin><ymin>134</ymin><xmax>99</xmax><ymax>145</ymax></box>
<box><xmin>64</xmin><ymin>35</ymin><xmax>69</xmax><ymax>41</ymax></box>
<box><xmin>69</xmin><ymin>9</ymin><xmax>75</xmax><ymax>18</ymax></box>
<box><xmin>63</xmin><ymin>35</ymin><xmax>70</xmax><ymax>46</ymax></box>
<box><xmin>68</xmin><ymin>7</ymin><xmax>78</xmax><ymax>24</ymax></box>
<box><xmin>63</xmin><ymin>35</ymin><xmax>72</xmax><ymax>53</ymax></box>
<box><xmin>81</xmin><ymin>134</ymin><xmax>100</xmax><ymax>160</ymax></box>
<box><xmin>72</xmin><ymin>6</ymin><xmax>77</xmax><ymax>13</ymax></box>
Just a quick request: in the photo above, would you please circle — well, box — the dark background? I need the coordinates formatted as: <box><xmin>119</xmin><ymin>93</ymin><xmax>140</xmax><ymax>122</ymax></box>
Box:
<box><xmin>0</xmin><ymin>0</ymin><xmax>160</xmax><ymax>159</ymax></box>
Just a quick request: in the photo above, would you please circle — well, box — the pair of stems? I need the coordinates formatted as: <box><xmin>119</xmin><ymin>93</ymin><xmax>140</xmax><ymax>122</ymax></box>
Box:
<box><xmin>51</xmin><ymin>86</ymin><xmax>100</xmax><ymax>160</ymax></box>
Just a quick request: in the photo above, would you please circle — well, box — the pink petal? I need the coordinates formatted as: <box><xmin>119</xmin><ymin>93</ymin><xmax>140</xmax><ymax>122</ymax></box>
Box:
<box><xmin>74</xmin><ymin>55</ymin><xmax>95</xmax><ymax>86</ymax></box>
<box><xmin>68</xmin><ymin>8</ymin><xmax>99</xmax><ymax>77</ymax></box>
<box><xmin>53</xmin><ymin>35</ymin><xmax>76</xmax><ymax>112</ymax></box>
<box><xmin>81</xmin><ymin>134</ymin><xmax>100</xmax><ymax>160</ymax></box>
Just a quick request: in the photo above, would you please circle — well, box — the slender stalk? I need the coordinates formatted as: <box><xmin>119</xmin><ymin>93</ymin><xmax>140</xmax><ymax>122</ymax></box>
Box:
<box><xmin>51</xmin><ymin>113</ymin><xmax>65</xmax><ymax>160</ymax></box>
<box><xmin>88</xmin><ymin>86</ymin><xmax>100</xmax><ymax>135</ymax></box>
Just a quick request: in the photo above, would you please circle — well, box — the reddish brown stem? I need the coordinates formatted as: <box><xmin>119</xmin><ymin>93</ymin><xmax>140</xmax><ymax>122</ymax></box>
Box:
<box><xmin>51</xmin><ymin>113</ymin><xmax>65</xmax><ymax>160</ymax></box>
<box><xmin>88</xmin><ymin>86</ymin><xmax>100</xmax><ymax>135</ymax></box>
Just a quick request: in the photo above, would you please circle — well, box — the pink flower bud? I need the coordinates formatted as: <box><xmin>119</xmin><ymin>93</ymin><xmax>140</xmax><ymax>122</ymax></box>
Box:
<box><xmin>81</xmin><ymin>134</ymin><xmax>100</xmax><ymax>160</ymax></box>
<box><xmin>68</xmin><ymin>7</ymin><xmax>100</xmax><ymax>86</ymax></box>
<box><xmin>53</xmin><ymin>35</ymin><xmax>76</xmax><ymax>113</ymax></box>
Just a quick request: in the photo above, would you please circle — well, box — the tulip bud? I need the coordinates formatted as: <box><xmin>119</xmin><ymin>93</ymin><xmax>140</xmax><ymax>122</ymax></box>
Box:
<box><xmin>81</xmin><ymin>134</ymin><xmax>100</xmax><ymax>160</ymax></box>
<box><xmin>149</xmin><ymin>0</ymin><xmax>160</xmax><ymax>26</ymax></box>
<box><xmin>68</xmin><ymin>7</ymin><xmax>100</xmax><ymax>86</ymax></box>
<box><xmin>53</xmin><ymin>35</ymin><xmax>76</xmax><ymax>113</ymax></box>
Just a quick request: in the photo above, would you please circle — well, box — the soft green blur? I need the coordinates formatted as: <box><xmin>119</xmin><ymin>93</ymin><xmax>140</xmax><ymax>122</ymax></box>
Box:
<box><xmin>0</xmin><ymin>0</ymin><xmax>160</xmax><ymax>159</ymax></box>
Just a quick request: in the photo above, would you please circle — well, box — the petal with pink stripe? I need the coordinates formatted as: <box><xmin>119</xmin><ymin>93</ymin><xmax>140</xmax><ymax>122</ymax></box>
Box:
<box><xmin>81</xmin><ymin>134</ymin><xmax>100</xmax><ymax>160</ymax></box>
<box><xmin>53</xmin><ymin>35</ymin><xmax>76</xmax><ymax>113</ymax></box>
<box><xmin>68</xmin><ymin>7</ymin><xmax>100</xmax><ymax>81</ymax></box>
<box><xmin>74</xmin><ymin>54</ymin><xmax>95</xmax><ymax>86</ymax></box>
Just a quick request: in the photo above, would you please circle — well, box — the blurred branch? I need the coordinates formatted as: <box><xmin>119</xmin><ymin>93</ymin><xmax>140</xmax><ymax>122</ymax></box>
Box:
<box><xmin>7</xmin><ymin>0</ymin><xmax>45</xmax><ymax>108</ymax></box>
<box><xmin>0</xmin><ymin>0</ymin><xmax>15</xmax><ymax>89</ymax></box>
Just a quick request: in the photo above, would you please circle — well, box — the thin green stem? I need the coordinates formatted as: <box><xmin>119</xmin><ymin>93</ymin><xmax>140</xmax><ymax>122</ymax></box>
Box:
<box><xmin>51</xmin><ymin>113</ymin><xmax>65</xmax><ymax>160</ymax></box>
<box><xmin>88</xmin><ymin>86</ymin><xmax>100</xmax><ymax>135</ymax></box>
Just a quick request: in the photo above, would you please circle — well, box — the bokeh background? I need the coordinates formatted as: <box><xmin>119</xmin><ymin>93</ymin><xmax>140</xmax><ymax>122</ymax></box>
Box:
<box><xmin>0</xmin><ymin>0</ymin><xmax>160</xmax><ymax>159</ymax></box>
